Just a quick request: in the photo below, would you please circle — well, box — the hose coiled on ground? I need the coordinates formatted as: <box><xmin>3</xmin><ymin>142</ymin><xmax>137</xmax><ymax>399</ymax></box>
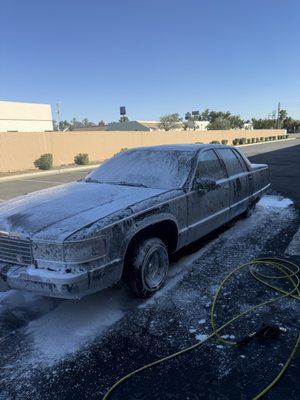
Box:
<box><xmin>102</xmin><ymin>258</ymin><xmax>300</xmax><ymax>400</ymax></box>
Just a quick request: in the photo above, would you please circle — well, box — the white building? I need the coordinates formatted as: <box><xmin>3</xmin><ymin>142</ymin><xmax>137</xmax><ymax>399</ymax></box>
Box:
<box><xmin>187</xmin><ymin>120</ymin><xmax>209</xmax><ymax>130</ymax></box>
<box><xmin>0</xmin><ymin>101</ymin><xmax>53</xmax><ymax>132</ymax></box>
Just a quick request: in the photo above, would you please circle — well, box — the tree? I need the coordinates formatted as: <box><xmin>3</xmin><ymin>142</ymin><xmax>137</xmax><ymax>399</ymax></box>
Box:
<box><xmin>159</xmin><ymin>113</ymin><xmax>182</xmax><ymax>131</ymax></box>
<box><xmin>207</xmin><ymin>117</ymin><xmax>231</xmax><ymax>130</ymax></box>
<box><xmin>185</xmin><ymin>109</ymin><xmax>244</xmax><ymax>128</ymax></box>
<box><xmin>119</xmin><ymin>116</ymin><xmax>129</xmax><ymax>122</ymax></box>
<box><xmin>98</xmin><ymin>120</ymin><xmax>106</xmax><ymax>127</ymax></box>
<box><xmin>282</xmin><ymin>116</ymin><xmax>300</xmax><ymax>132</ymax></box>
<box><xmin>59</xmin><ymin>120</ymin><xmax>71</xmax><ymax>131</ymax></box>
<box><xmin>279</xmin><ymin>109</ymin><xmax>288</xmax><ymax>122</ymax></box>
<box><xmin>251</xmin><ymin>118</ymin><xmax>276</xmax><ymax>129</ymax></box>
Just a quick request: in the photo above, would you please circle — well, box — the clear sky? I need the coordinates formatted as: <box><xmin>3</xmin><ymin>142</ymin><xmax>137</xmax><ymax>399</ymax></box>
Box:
<box><xmin>1</xmin><ymin>0</ymin><xmax>300</xmax><ymax>123</ymax></box>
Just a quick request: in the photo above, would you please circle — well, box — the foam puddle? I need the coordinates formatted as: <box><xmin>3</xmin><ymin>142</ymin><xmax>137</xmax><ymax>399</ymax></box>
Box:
<box><xmin>0</xmin><ymin>194</ymin><xmax>295</xmax><ymax>374</ymax></box>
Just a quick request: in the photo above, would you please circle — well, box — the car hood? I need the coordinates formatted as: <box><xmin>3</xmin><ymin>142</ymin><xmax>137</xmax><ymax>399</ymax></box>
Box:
<box><xmin>0</xmin><ymin>182</ymin><xmax>169</xmax><ymax>241</ymax></box>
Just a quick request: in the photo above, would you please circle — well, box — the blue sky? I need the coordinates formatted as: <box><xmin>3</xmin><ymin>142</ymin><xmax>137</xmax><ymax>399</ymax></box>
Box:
<box><xmin>1</xmin><ymin>0</ymin><xmax>300</xmax><ymax>123</ymax></box>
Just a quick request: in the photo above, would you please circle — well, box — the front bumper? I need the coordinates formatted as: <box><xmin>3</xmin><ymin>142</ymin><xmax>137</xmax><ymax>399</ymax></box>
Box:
<box><xmin>0</xmin><ymin>258</ymin><xmax>123</xmax><ymax>299</ymax></box>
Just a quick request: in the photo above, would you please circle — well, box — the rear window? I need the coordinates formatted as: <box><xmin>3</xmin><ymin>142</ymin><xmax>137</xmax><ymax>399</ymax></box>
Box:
<box><xmin>216</xmin><ymin>148</ymin><xmax>245</xmax><ymax>176</ymax></box>
<box><xmin>196</xmin><ymin>150</ymin><xmax>227</xmax><ymax>180</ymax></box>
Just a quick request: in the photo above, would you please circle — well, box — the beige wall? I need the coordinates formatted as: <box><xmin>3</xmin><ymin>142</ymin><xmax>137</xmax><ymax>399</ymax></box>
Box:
<box><xmin>0</xmin><ymin>129</ymin><xmax>286</xmax><ymax>173</ymax></box>
<box><xmin>0</xmin><ymin>101</ymin><xmax>53</xmax><ymax>132</ymax></box>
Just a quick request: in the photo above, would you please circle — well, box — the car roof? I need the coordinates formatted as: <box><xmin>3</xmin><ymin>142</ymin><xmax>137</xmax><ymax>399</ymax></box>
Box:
<box><xmin>127</xmin><ymin>143</ymin><xmax>232</xmax><ymax>152</ymax></box>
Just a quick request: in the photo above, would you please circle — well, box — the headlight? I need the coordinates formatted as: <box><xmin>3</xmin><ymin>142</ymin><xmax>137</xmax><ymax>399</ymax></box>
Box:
<box><xmin>63</xmin><ymin>236</ymin><xmax>107</xmax><ymax>263</ymax></box>
<box><xmin>33</xmin><ymin>236</ymin><xmax>107</xmax><ymax>265</ymax></box>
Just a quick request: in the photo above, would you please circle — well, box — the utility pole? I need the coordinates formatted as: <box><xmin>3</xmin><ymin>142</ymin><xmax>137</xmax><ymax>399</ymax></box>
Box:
<box><xmin>277</xmin><ymin>102</ymin><xmax>281</xmax><ymax>128</ymax></box>
<box><xmin>56</xmin><ymin>101</ymin><xmax>61</xmax><ymax>131</ymax></box>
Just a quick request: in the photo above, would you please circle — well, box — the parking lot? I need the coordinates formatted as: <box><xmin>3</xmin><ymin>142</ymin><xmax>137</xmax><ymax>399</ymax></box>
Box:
<box><xmin>0</xmin><ymin>139</ymin><xmax>299</xmax><ymax>400</ymax></box>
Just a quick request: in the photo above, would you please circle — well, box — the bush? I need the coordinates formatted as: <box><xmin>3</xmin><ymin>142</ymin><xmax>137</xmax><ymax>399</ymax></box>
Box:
<box><xmin>247</xmin><ymin>139</ymin><xmax>251</xmax><ymax>144</ymax></box>
<box><xmin>232</xmin><ymin>138</ymin><xmax>239</xmax><ymax>145</ymax></box>
<box><xmin>210</xmin><ymin>140</ymin><xmax>220</xmax><ymax>144</ymax></box>
<box><xmin>251</xmin><ymin>138</ymin><xmax>256</xmax><ymax>143</ymax></box>
<box><xmin>34</xmin><ymin>153</ymin><xmax>53</xmax><ymax>170</ymax></box>
<box><xmin>74</xmin><ymin>153</ymin><xmax>89</xmax><ymax>165</ymax></box>
<box><xmin>239</xmin><ymin>138</ymin><xmax>247</xmax><ymax>145</ymax></box>
<box><xmin>260</xmin><ymin>137</ymin><xmax>264</xmax><ymax>142</ymax></box>
<box><xmin>221</xmin><ymin>139</ymin><xmax>228</xmax><ymax>145</ymax></box>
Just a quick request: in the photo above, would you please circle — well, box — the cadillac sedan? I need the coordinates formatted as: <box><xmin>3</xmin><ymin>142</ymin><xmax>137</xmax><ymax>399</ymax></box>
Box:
<box><xmin>0</xmin><ymin>144</ymin><xmax>270</xmax><ymax>299</ymax></box>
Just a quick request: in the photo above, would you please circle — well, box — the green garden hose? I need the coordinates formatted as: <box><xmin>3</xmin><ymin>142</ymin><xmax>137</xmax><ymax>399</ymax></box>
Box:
<box><xmin>102</xmin><ymin>258</ymin><xmax>300</xmax><ymax>400</ymax></box>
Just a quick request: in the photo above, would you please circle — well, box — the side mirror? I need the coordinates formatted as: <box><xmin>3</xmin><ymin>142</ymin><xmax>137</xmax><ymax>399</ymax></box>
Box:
<box><xmin>194</xmin><ymin>177</ymin><xmax>218</xmax><ymax>192</ymax></box>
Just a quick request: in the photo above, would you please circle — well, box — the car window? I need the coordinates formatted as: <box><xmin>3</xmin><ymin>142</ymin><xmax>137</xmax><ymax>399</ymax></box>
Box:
<box><xmin>196</xmin><ymin>150</ymin><xmax>227</xmax><ymax>180</ymax></box>
<box><xmin>216</xmin><ymin>148</ymin><xmax>245</xmax><ymax>176</ymax></box>
<box><xmin>233</xmin><ymin>149</ymin><xmax>248</xmax><ymax>171</ymax></box>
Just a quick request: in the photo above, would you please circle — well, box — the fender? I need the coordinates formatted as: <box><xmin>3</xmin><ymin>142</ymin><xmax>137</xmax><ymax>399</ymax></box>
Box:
<box><xmin>120</xmin><ymin>212</ymin><xmax>179</xmax><ymax>262</ymax></box>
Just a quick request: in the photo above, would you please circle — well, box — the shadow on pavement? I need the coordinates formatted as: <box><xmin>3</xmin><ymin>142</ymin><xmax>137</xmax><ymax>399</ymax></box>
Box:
<box><xmin>248</xmin><ymin>144</ymin><xmax>300</xmax><ymax>208</ymax></box>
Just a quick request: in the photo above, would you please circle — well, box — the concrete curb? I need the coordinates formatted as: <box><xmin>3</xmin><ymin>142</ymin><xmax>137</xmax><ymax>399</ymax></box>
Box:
<box><xmin>0</xmin><ymin>164</ymin><xmax>100</xmax><ymax>183</ymax></box>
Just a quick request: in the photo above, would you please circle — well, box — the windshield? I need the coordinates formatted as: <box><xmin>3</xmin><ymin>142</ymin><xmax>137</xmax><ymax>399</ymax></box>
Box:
<box><xmin>85</xmin><ymin>149</ymin><xmax>194</xmax><ymax>190</ymax></box>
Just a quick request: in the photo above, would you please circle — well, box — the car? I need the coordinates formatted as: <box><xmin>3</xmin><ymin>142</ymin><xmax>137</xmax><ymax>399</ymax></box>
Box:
<box><xmin>0</xmin><ymin>144</ymin><xmax>270</xmax><ymax>299</ymax></box>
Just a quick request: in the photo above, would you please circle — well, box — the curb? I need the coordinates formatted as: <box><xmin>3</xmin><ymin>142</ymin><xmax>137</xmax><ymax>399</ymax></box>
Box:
<box><xmin>0</xmin><ymin>164</ymin><xmax>100</xmax><ymax>183</ymax></box>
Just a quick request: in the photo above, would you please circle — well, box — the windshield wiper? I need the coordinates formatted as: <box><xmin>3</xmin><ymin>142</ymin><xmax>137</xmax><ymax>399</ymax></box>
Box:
<box><xmin>84</xmin><ymin>178</ymin><xmax>103</xmax><ymax>184</ymax></box>
<box><xmin>84</xmin><ymin>178</ymin><xmax>149</xmax><ymax>188</ymax></box>
<box><xmin>108</xmin><ymin>181</ymin><xmax>149</xmax><ymax>188</ymax></box>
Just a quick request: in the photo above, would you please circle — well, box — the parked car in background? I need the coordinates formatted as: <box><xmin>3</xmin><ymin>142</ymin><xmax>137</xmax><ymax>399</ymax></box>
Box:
<box><xmin>0</xmin><ymin>144</ymin><xmax>270</xmax><ymax>299</ymax></box>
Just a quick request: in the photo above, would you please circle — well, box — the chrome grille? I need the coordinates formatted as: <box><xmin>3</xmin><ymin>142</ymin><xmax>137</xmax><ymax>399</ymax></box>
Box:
<box><xmin>0</xmin><ymin>235</ymin><xmax>33</xmax><ymax>266</ymax></box>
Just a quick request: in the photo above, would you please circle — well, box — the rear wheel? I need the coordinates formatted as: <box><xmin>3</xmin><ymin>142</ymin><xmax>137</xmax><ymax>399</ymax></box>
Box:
<box><xmin>125</xmin><ymin>237</ymin><xmax>169</xmax><ymax>298</ymax></box>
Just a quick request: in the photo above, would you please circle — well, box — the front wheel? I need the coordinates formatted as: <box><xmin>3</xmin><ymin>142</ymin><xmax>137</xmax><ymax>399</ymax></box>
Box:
<box><xmin>126</xmin><ymin>238</ymin><xmax>169</xmax><ymax>298</ymax></box>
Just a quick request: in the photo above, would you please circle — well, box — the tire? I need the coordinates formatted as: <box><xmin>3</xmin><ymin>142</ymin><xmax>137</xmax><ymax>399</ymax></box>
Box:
<box><xmin>126</xmin><ymin>237</ymin><xmax>169</xmax><ymax>298</ymax></box>
<box><xmin>242</xmin><ymin>201</ymin><xmax>256</xmax><ymax>218</ymax></box>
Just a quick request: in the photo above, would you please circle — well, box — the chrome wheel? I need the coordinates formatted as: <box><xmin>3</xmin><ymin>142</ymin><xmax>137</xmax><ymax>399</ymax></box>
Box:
<box><xmin>143</xmin><ymin>245</ymin><xmax>168</xmax><ymax>290</ymax></box>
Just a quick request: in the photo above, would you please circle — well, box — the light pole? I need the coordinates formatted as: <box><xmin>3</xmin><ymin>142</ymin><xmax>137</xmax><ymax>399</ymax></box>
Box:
<box><xmin>56</xmin><ymin>101</ymin><xmax>62</xmax><ymax>131</ymax></box>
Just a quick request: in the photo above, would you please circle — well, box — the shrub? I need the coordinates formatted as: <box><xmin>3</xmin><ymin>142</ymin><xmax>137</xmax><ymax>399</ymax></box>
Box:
<box><xmin>260</xmin><ymin>137</ymin><xmax>264</xmax><ymax>142</ymax></box>
<box><xmin>221</xmin><ymin>139</ymin><xmax>228</xmax><ymax>145</ymax></box>
<box><xmin>286</xmin><ymin>134</ymin><xmax>289</xmax><ymax>138</ymax></box>
<box><xmin>251</xmin><ymin>138</ymin><xmax>255</xmax><ymax>143</ymax></box>
<box><xmin>256</xmin><ymin>137</ymin><xmax>259</xmax><ymax>142</ymax></box>
<box><xmin>195</xmin><ymin>142</ymin><xmax>203</xmax><ymax>144</ymax></box>
<box><xmin>210</xmin><ymin>140</ymin><xmax>220</xmax><ymax>144</ymax></box>
<box><xmin>232</xmin><ymin>138</ymin><xmax>239</xmax><ymax>145</ymax></box>
<box><xmin>74</xmin><ymin>153</ymin><xmax>89</xmax><ymax>165</ymax></box>
<box><xmin>247</xmin><ymin>139</ymin><xmax>251</xmax><ymax>144</ymax></box>
<box><xmin>34</xmin><ymin>153</ymin><xmax>53</xmax><ymax>170</ymax></box>
<box><xmin>239</xmin><ymin>138</ymin><xmax>247</xmax><ymax>145</ymax></box>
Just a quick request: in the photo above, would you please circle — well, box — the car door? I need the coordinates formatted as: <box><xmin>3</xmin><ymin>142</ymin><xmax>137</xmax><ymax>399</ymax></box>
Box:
<box><xmin>215</xmin><ymin>148</ymin><xmax>251</xmax><ymax>219</ymax></box>
<box><xmin>187</xmin><ymin>149</ymin><xmax>230</xmax><ymax>243</ymax></box>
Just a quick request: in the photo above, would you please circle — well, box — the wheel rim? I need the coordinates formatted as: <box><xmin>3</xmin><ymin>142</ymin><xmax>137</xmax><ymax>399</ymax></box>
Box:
<box><xmin>143</xmin><ymin>246</ymin><xmax>168</xmax><ymax>290</ymax></box>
